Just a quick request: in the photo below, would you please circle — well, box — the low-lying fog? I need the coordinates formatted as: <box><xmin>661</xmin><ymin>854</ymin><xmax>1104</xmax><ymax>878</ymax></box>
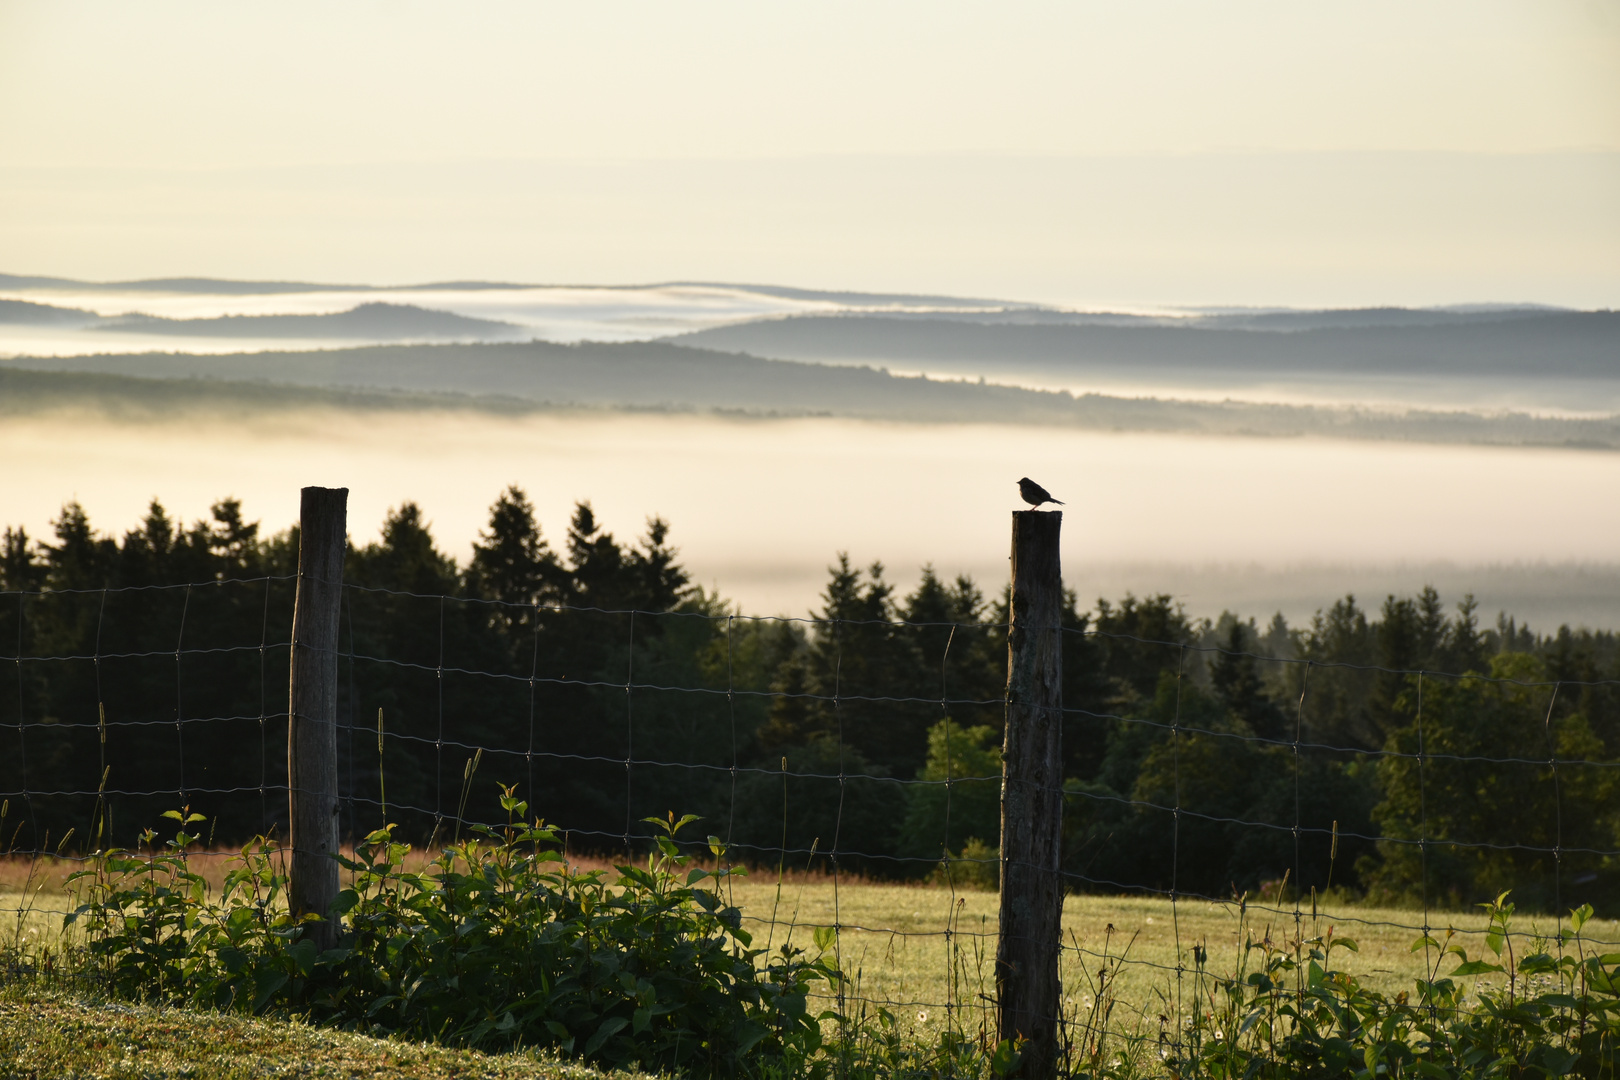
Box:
<box><xmin>0</xmin><ymin>283</ymin><xmax>848</xmax><ymax>344</ymax></box>
<box><xmin>6</xmin><ymin>409</ymin><xmax>1619</xmax><ymax>631</ymax></box>
<box><xmin>865</xmin><ymin>366</ymin><xmax>1620</xmax><ymax>419</ymax></box>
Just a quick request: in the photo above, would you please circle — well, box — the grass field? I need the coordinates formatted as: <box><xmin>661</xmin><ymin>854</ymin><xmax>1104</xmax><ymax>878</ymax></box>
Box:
<box><xmin>717</xmin><ymin>876</ymin><xmax>1620</xmax><ymax>1044</ymax></box>
<box><xmin>0</xmin><ymin>982</ymin><xmax>647</xmax><ymax>1080</ymax></box>
<box><xmin>10</xmin><ymin>847</ymin><xmax>1618</xmax><ymax>1054</ymax></box>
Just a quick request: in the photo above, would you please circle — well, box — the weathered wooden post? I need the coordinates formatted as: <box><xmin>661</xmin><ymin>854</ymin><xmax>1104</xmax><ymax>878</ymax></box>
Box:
<box><xmin>999</xmin><ymin>509</ymin><xmax>1064</xmax><ymax>1079</ymax></box>
<box><xmin>288</xmin><ymin>485</ymin><xmax>347</xmax><ymax>947</ymax></box>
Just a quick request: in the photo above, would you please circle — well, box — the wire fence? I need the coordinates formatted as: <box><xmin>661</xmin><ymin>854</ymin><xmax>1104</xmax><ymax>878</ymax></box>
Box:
<box><xmin>5</xmin><ymin>569</ymin><xmax>1620</xmax><ymax>1054</ymax></box>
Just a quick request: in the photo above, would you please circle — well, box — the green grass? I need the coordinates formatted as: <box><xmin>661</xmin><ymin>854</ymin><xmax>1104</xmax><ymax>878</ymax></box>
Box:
<box><xmin>717</xmin><ymin>877</ymin><xmax>1620</xmax><ymax>1043</ymax></box>
<box><xmin>0</xmin><ymin>982</ymin><xmax>650</xmax><ymax>1080</ymax></box>
<box><xmin>8</xmin><ymin>864</ymin><xmax>1620</xmax><ymax>1075</ymax></box>
<box><xmin>10</xmin><ymin>873</ymin><xmax>1620</xmax><ymax>1033</ymax></box>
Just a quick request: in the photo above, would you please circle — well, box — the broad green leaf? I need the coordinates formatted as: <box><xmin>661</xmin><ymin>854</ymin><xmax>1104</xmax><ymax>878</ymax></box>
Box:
<box><xmin>1518</xmin><ymin>952</ymin><xmax>1558</xmax><ymax>974</ymax></box>
<box><xmin>583</xmin><ymin>1016</ymin><xmax>627</xmax><ymax>1057</ymax></box>
<box><xmin>287</xmin><ymin>938</ymin><xmax>319</xmax><ymax>976</ymax></box>
<box><xmin>217</xmin><ymin>946</ymin><xmax>248</xmax><ymax>974</ymax></box>
<box><xmin>990</xmin><ymin>1040</ymin><xmax>1022</xmax><ymax>1079</ymax></box>
<box><xmin>252</xmin><ymin>968</ymin><xmax>289</xmax><ymax>1012</ymax></box>
<box><xmin>735</xmin><ymin>1019</ymin><xmax>769</xmax><ymax>1054</ymax></box>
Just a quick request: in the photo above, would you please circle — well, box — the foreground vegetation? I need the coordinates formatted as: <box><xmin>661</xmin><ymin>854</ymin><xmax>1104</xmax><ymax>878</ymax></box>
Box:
<box><xmin>0</xmin><ymin>981</ymin><xmax>648</xmax><ymax>1080</ymax></box>
<box><xmin>8</xmin><ymin>804</ymin><xmax>1620</xmax><ymax>1077</ymax></box>
<box><xmin>14</xmin><ymin>854</ymin><xmax>1620</xmax><ymax>1045</ymax></box>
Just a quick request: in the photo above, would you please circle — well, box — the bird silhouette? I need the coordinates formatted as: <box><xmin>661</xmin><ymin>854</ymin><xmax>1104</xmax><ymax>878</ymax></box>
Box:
<box><xmin>1018</xmin><ymin>477</ymin><xmax>1064</xmax><ymax>509</ymax></box>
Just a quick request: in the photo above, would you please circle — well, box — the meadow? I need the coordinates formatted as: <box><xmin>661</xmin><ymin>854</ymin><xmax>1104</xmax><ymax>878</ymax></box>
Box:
<box><xmin>9</xmin><ymin>849</ymin><xmax>1619</xmax><ymax>1051</ymax></box>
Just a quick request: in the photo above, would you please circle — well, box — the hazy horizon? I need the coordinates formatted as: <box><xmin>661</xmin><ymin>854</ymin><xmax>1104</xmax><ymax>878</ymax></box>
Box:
<box><xmin>5</xmin><ymin>406</ymin><xmax>1619</xmax><ymax>631</ymax></box>
<box><xmin>5</xmin><ymin>277</ymin><xmax>1614</xmax><ymax>419</ymax></box>
<box><xmin>4</xmin><ymin>3</ymin><xmax>1616</xmax><ymax>304</ymax></box>
<box><xmin>3</xmin><ymin>3</ymin><xmax>1615</xmax><ymax>626</ymax></box>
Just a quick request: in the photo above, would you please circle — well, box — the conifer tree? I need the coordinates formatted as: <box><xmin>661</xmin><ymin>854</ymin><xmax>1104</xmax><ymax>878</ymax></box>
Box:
<box><xmin>467</xmin><ymin>486</ymin><xmax>561</xmax><ymax>632</ymax></box>
<box><xmin>1210</xmin><ymin>619</ymin><xmax>1286</xmax><ymax>739</ymax></box>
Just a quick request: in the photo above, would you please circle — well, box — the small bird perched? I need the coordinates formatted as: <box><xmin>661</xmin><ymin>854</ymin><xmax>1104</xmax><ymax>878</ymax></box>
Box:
<box><xmin>1018</xmin><ymin>477</ymin><xmax>1064</xmax><ymax>509</ymax></box>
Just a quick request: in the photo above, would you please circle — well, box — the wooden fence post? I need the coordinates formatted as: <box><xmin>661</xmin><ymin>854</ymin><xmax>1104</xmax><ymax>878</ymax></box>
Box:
<box><xmin>288</xmin><ymin>485</ymin><xmax>347</xmax><ymax>948</ymax></box>
<box><xmin>999</xmin><ymin>509</ymin><xmax>1064</xmax><ymax>1079</ymax></box>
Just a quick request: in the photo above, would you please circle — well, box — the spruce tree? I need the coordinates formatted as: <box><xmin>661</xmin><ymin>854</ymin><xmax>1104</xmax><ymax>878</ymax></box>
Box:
<box><xmin>1210</xmin><ymin>619</ymin><xmax>1286</xmax><ymax>739</ymax></box>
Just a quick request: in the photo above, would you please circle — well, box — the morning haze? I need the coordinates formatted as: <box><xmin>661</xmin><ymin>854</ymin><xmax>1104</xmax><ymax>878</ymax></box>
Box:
<box><xmin>0</xmin><ymin>1</ymin><xmax>1616</xmax><ymax>635</ymax></box>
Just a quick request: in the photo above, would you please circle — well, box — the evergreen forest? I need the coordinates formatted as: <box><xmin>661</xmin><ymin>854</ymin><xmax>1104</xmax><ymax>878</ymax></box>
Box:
<box><xmin>3</xmin><ymin>490</ymin><xmax>1618</xmax><ymax>913</ymax></box>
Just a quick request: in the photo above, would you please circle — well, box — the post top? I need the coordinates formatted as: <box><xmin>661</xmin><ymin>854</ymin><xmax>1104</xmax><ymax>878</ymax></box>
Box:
<box><xmin>1012</xmin><ymin>508</ymin><xmax>1062</xmax><ymax>527</ymax></box>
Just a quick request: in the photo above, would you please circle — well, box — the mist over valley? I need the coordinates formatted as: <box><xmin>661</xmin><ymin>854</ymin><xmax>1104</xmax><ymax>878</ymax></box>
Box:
<box><xmin>4</xmin><ymin>274</ymin><xmax>1617</xmax><ymax>630</ymax></box>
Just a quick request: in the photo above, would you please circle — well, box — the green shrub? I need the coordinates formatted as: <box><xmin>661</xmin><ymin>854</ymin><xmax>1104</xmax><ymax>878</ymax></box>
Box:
<box><xmin>74</xmin><ymin>800</ymin><xmax>1620</xmax><ymax>1077</ymax></box>
<box><xmin>898</xmin><ymin>720</ymin><xmax>1002</xmax><ymax>866</ymax></box>
<box><xmin>67</xmin><ymin>794</ymin><xmax>841</xmax><ymax>1076</ymax></box>
<box><xmin>934</xmin><ymin>838</ymin><xmax>999</xmax><ymax>893</ymax></box>
<box><xmin>1138</xmin><ymin>892</ymin><xmax>1620</xmax><ymax>1079</ymax></box>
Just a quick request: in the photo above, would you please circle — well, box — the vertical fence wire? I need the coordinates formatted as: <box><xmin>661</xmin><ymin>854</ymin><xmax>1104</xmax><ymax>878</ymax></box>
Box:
<box><xmin>1544</xmin><ymin>682</ymin><xmax>1564</xmax><ymax>935</ymax></box>
<box><xmin>939</xmin><ymin>625</ymin><xmax>958</xmax><ymax>1062</ymax></box>
<box><xmin>526</xmin><ymin>602</ymin><xmax>540</xmax><ymax>822</ymax></box>
<box><xmin>11</xmin><ymin>593</ymin><xmax>30</xmax><ymax>850</ymax></box>
<box><xmin>724</xmin><ymin>613</ymin><xmax>738</xmax><ymax>908</ymax></box>
<box><xmin>1290</xmin><ymin>659</ymin><xmax>1312</xmax><ymax>1025</ymax></box>
<box><xmin>830</xmin><ymin>622</ymin><xmax>848</xmax><ymax>1038</ymax></box>
<box><xmin>624</xmin><ymin>609</ymin><xmax>635</xmax><ymax>853</ymax></box>
<box><xmin>1168</xmin><ymin>642</ymin><xmax>1187</xmax><ymax>1056</ymax></box>
<box><xmin>257</xmin><ymin>576</ymin><xmax>272</xmax><ymax>839</ymax></box>
<box><xmin>173</xmin><ymin>584</ymin><xmax>192</xmax><ymax>804</ymax></box>
<box><xmin>91</xmin><ymin>589</ymin><xmax>108</xmax><ymax>850</ymax></box>
<box><xmin>433</xmin><ymin>594</ymin><xmax>445</xmax><ymax>847</ymax></box>
<box><xmin>344</xmin><ymin>589</ymin><xmax>357</xmax><ymax>853</ymax></box>
<box><xmin>1417</xmin><ymin>671</ymin><xmax>1435</xmax><ymax>1005</ymax></box>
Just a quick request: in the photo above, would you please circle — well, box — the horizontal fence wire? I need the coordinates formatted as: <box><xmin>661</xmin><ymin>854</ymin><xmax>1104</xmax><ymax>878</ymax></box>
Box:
<box><xmin>5</xmin><ymin>575</ymin><xmax>1620</xmax><ymax>1057</ymax></box>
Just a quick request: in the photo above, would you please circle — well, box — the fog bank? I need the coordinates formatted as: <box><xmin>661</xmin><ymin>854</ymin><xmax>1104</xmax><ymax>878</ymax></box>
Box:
<box><xmin>4</xmin><ymin>409</ymin><xmax>1617</xmax><ymax>627</ymax></box>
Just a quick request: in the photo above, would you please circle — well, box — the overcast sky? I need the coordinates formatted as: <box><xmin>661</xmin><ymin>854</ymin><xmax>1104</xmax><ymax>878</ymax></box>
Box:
<box><xmin>2</xmin><ymin>1</ymin><xmax>1616</xmax><ymax>305</ymax></box>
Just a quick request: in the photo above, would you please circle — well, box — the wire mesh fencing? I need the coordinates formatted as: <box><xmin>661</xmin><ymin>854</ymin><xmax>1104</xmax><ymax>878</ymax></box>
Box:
<box><xmin>5</xmin><ymin>568</ymin><xmax>1620</xmax><ymax>1059</ymax></box>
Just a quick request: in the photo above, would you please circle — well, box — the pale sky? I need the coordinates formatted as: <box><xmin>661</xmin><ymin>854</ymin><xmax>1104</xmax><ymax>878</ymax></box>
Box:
<box><xmin>2</xmin><ymin>1</ymin><xmax>1617</xmax><ymax>305</ymax></box>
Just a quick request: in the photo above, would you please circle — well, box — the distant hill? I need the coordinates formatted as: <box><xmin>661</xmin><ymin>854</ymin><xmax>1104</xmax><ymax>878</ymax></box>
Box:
<box><xmin>9</xmin><ymin>339</ymin><xmax>1021</xmax><ymax>412</ymax></box>
<box><xmin>1190</xmin><ymin>305</ymin><xmax>1568</xmax><ymax>332</ymax></box>
<box><xmin>0</xmin><ymin>273</ymin><xmax>377</xmax><ymax>294</ymax></box>
<box><xmin>0</xmin><ymin>365</ymin><xmax>533</xmax><ymax>417</ymax></box>
<box><xmin>778</xmin><ymin>305</ymin><xmax>1569</xmax><ymax>332</ymax></box>
<box><xmin>0</xmin><ymin>296</ymin><xmax>525</xmax><ymax>340</ymax></box>
<box><xmin>0</xmin><ymin>298</ymin><xmax>100</xmax><ymax>327</ymax></box>
<box><xmin>0</xmin><ymin>272</ymin><xmax>1018</xmax><ymax>309</ymax></box>
<box><xmin>5</xmin><ymin>340</ymin><xmax>1618</xmax><ymax>450</ymax></box>
<box><xmin>671</xmin><ymin>311</ymin><xmax>1620</xmax><ymax>379</ymax></box>
<box><xmin>88</xmin><ymin>302</ymin><xmax>524</xmax><ymax>341</ymax></box>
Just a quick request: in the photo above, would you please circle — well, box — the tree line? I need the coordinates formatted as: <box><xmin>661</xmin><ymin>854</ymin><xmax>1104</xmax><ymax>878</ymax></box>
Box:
<box><xmin>3</xmin><ymin>490</ymin><xmax>1618</xmax><ymax>911</ymax></box>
